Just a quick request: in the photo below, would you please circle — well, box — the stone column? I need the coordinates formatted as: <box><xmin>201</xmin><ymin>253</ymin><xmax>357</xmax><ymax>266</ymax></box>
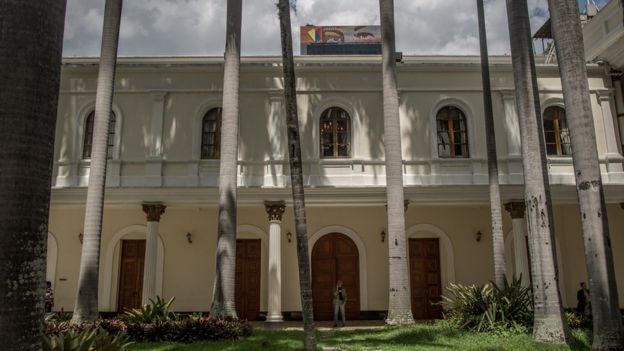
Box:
<box><xmin>142</xmin><ymin>202</ymin><xmax>165</xmax><ymax>304</ymax></box>
<box><xmin>504</xmin><ymin>201</ymin><xmax>531</xmax><ymax>287</ymax></box>
<box><xmin>264</xmin><ymin>200</ymin><xmax>286</xmax><ymax>323</ymax></box>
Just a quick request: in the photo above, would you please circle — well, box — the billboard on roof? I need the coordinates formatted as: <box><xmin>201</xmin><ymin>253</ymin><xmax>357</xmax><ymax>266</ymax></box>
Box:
<box><xmin>300</xmin><ymin>25</ymin><xmax>382</xmax><ymax>45</ymax></box>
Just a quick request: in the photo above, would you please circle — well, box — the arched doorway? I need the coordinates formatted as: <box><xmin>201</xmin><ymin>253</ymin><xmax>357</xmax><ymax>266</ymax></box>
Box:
<box><xmin>311</xmin><ymin>233</ymin><xmax>360</xmax><ymax>321</ymax></box>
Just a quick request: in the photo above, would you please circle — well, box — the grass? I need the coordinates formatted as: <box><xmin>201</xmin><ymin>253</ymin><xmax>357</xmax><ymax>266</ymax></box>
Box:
<box><xmin>127</xmin><ymin>324</ymin><xmax>592</xmax><ymax>351</ymax></box>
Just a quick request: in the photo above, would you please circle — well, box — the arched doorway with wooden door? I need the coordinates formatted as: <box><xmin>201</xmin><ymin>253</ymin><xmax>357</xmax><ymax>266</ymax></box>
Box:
<box><xmin>311</xmin><ymin>233</ymin><xmax>360</xmax><ymax>321</ymax></box>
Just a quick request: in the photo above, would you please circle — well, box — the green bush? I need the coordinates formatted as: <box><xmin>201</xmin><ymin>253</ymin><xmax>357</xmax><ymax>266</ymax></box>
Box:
<box><xmin>439</xmin><ymin>276</ymin><xmax>533</xmax><ymax>333</ymax></box>
<box><xmin>42</xmin><ymin>329</ymin><xmax>132</xmax><ymax>351</ymax></box>
<box><xmin>119</xmin><ymin>296</ymin><xmax>177</xmax><ymax>323</ymax></box>
<box><xmin>115</xmin><ymin>317</ymin><xmax>253</xmax><ymax>343</ymax></box>
<box><xmin>45</xmin><ymin>316</ymin><xmax>252</xmax><ymax>344</ymax></box>
<box><xmin>564</xmin><ymin>311</ymin><xmax>591</xmax><ymax>329</ymax></box>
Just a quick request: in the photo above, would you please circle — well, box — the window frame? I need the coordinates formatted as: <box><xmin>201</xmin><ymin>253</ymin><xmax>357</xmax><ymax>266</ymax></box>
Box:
<box><xmin>435</xmin><ymin>105</ymin><xmax>470</xmax><ymax>159</ymax></box>
<box><xmin>542</xmin><ymin>105</ymin><xmax>571</xmax><ymax>157</ymax></box>
<box><xmin>82</xmin><ymin>111</ymin><xmax>117</xmax><ymax>160</ymax></box>
<box><xmin>319</xmin><ymin>106</ymin><xmax>352</xmax><ymax>159</ymax></box>
<box><xmin>200</xmin><ymin>107</ymin><xmax>222</xmax><ymax>160</ymax></box>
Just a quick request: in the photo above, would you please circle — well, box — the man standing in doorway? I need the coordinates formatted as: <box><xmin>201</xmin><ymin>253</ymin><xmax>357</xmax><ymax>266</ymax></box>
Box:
<box><xmin>333</xmin><ymin>280</ymin><xmax>347</xmax><ymax>327</ymax></box>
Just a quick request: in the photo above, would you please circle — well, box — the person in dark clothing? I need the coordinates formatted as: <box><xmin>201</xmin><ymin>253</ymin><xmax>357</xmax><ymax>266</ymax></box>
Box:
<box><xmin>45</xmin><ymin>281</ymin><xmax>54</xmax><ymax>313</ymax></box>
<box><xmin>576</xmin><ymin>282</ymin><xmax>589</xmax><ymax>316</ymax></box>
<box><xmin>333</xmin><ymin>280</ymin><xmax>347</xmax><ymax>327</ymax></box>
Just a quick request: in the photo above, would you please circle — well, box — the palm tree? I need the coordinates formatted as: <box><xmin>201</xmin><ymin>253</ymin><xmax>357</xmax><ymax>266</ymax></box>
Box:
<box><xmin>476</xmin><ymin>0</ymin><xmax>506</xmax><ymax>288</ymax></box>
<box><xmin>0</xmin><ymin>1</ymin><xmax>66</xmax><ymax>349</ymax></box>
<box><xmin>547</xmin><ymin>1</ymin><xmax>624</xmax><ymax>348</ymax></box>
<box><xmin>210</xmin><ymin>0</ymin><xmax>242</xmax><ymax>319</ymax></box>
<box><xmin>276</xmin><ymin>1</ymin><xmax>316</xmax><ymax>349</ymax></box>
<box><xmin>379</xmin><ymin>0</ymin><xmax>414</xmax><ymax>325</ymax></box>
<box><xmin>72</xmin><ymin>0</ymin><xmax>123</xmax><ymax>323</ymax></box>
<box><xmin>504</xmin><ymin>0</ymin><xmax>569</xmax><ymax>344</ymax></box>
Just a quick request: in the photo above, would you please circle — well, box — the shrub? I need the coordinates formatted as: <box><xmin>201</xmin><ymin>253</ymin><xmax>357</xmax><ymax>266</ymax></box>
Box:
<box><xmin>119</xmin><ymin>296</ymin><xmax>177</xmax><ymax>323</ymax></box>
<box><xmin>42</xmin><ymin>329</ymin><xmax>132</xmax><ymax>351</ymax></box>
<box><xmin>565</xmin><ymin>311</ymin><xmax>591</xmax><ymax>329</ymax></box>
<box><xmin>117</xmin><ymin>317</ymin><xmax>253</xmax><ymax>343</ymax></box>
<box><xmin>45</xmin><ymin>316</ymin><xmax>253</xmax><ymax>344</ymax></box>
<box><xmin>440</xmin><ymin>276</ymin><xmax>533</xmax><ymax>333</ymax></box>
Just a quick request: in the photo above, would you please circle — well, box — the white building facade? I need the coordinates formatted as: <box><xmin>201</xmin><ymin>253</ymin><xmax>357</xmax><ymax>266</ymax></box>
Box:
<box><xmin>47</xmin><ymin>54</ymin><xmax>624</xmax><ymax>321</ymax></box>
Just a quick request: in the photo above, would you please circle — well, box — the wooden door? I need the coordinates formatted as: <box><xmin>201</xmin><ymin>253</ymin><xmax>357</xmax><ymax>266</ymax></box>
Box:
<box><xmin>117</xmin><ymin>240</ymin><xmax>145</xmax><ymax>312</ymax></box>
<box><xmin>312</xmin><ymin>233</ymin><xmax>360</xmax><ymax>320</ymax></box>
<box><xmin>409</xmin><ymin>238</ymin><xmax>442</xmax><ymax>320</ymax></box>
<box><xmin>235</xmin><ymin>239</ymin><xmax>261</xmax><ymax>321</ymax></box>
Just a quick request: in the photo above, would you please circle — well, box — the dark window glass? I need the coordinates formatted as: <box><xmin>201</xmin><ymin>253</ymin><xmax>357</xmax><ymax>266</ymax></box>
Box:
<box><xmin>543</xmin><ymin>106</ymin><xmax>571</xmax><ymax>156</ymax></box>
<box><xmin>82</xmin><ymin>111</ymin><xmax>116</xmax><ymax>159</ymax></box>
<box><xmin>201</xmin><ymin>107</ymin><xmax>222</xmax><ymax>159</ymax></box>
<box><xmin>320</xmin><ymin>107</ymin><xmax>351</xmax><ymax>158</ymax></box>
<box><xmin>436</xmin><ymin>106</ymin><xmax>469</xmax><ymax>158</ymax></box>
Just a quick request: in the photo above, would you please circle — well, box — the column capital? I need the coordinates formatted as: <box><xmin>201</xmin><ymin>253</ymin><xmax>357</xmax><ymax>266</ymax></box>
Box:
<box><xmin>595</xmin><ymin>88</ymin><xmax>614</xmax><ymax>100</ymax></box>
<box><xmin>264</xmin><ymin>200</ymin><xmax>286</xmax><ymax>221</ymax></box>
<box><xmin>504</xmin><ymin>201</ymin><xmax>525</xmax><ymax>219</ymax></box>
<box><xmin>142</xmin><ymin>202</ymin><xmax>166</xmax><ymax>222</ymax></box>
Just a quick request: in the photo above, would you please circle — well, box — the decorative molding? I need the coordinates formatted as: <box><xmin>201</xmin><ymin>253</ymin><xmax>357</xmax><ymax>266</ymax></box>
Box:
<box><xmin>264</xmin><ymin>201</ymin><xmax>286</xmax><ymax>222</ymax></box>
<box><xmin>143</xmin><ymin>202</ymin><xmax>166</xmax><ymax>222</ymax></box>
<box><xmin>504</xmin><ymin>201</ymin><xmax>526</xmax><ymax>219</ymax></box>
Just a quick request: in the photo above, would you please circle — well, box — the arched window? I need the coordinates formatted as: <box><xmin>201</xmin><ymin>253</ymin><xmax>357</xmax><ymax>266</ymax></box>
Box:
<box><xmin>543</xmin><ymin>106</ymin><xmax>571</xmax><ymax>156</ymax></box>
<box><xmin>82</xmin><ymin>111</ymin><xmax>116</xmax><ymax>159</ymax></box>
<box><xmin>320</xmin><ymin>107</ymin><xmax>351</xmax><ymax>158</ymax></box>
<box><xmin>201</xmin><ymin>107</ymin><xmax>222</xmax><ymax>159</ymax></box>
<box><xmin>436</xmin><ymin>106</ymin><xmax>469</xmax><ymax>158</ymax></box>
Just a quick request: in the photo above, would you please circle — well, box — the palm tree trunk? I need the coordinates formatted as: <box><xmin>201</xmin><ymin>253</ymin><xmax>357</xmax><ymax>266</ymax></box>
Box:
<box><xmin>277</xmin><ymin>1</ymin><xmax>316</xmax><ymax>349</ymax></box>
<box><xmin>505</xmin><ymin>0</ymin><xmax>569</xmax><ymax>344</ymax></box>
<box><xmin>379</xmin><ymin>0</ymin><xmax>414</xmax><ymax>325</ymax></box>
<box><xmin>548</xmin><ymin>1</ymin><xmax>624</xmax><ymax>348</ymax></box>
<box><xmin>72</xmin><ymin>0</ymin><xmax>123</xmax><ymax>323</ymax></box>
<box><xmin>210</xmin><ymin>0</ymin><xmax>242</xmax><ymax>319</ymax></box>
<box><xmin>476</xmin><ymin>0</ymin><xmax>506</xmax><ymax>288</ymax></box>
<box><xmin>0</xmin><ymin>2</ymin><xmax>66</xmax><ymax>349</ymax></box>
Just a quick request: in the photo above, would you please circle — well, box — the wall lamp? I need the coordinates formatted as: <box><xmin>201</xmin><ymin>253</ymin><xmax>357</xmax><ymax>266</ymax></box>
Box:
<box><xmin>475</xmin><ymin>231</ymin><xmax>482</xmax><ymax>242</ymax></box>
<box><xmin>286</xmin><ymin>231</ymin><xmax>292</xmax><ymax>243</ymax></box>
<box><xmin>380</xmin><ymin>230</ymin><xmax>386</xmax><ymax>243</ymax></box>
<box><xmin>186</xmin><ymin>232</ymin><xmax>193</xmax><ymax>244</ymax></box>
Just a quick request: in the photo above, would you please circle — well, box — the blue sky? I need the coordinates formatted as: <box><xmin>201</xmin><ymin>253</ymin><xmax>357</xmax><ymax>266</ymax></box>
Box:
<box><xmin>62</xmin><ymin>0</ymin><xmax>614</xmax><ymax>57</ymax></box>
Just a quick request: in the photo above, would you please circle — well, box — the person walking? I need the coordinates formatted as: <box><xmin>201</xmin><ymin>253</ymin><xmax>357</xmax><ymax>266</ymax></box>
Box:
<box><xmin>333</xmin><ymin>280</ymin><xmax>347</xmax><ymax>327</ymax></box>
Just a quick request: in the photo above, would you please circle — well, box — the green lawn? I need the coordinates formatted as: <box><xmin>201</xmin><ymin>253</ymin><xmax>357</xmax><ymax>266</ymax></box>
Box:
<box><xmin>128</xmin><ymin>324</ymin><xmax>591</xmax><ymax>351</ymax></box>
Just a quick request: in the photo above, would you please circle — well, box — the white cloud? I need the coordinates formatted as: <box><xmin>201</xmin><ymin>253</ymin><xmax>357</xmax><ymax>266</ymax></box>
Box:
<box><xmin>61</xmin><ymin>0</ymin><xmax>606</xmax><ymax>57</ymax></box>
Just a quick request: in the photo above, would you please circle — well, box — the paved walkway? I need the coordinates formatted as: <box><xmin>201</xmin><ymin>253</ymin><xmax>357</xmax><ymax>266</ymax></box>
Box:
<box><xmin>252</xmin><ymin>320</ymin><xmax>387</xmax><ymax>331</ymax></box>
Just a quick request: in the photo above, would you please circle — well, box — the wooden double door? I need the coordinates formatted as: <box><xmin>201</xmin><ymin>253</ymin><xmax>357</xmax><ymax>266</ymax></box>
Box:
<box><xmin>311</xmin><ymin>233</ymin><xmax>360</xmax><ymax>321</ymax></box>
<box><xmin>235</xmin><ymin>239</ymin><xmax>261</xmax><ymax>321</ymax></box>
<box><xmin>118</xmin><ymin>240</ymin><xmax>145</xmax><ymax>312</ymax></box>
<box><xmin>409</xmin><ymin>238</ymin><xmax>442</xmax><ymax>320</ymax></box>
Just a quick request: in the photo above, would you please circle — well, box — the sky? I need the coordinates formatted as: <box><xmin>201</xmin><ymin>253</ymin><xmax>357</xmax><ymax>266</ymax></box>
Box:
<box><xmin>62</xmin><ymin>0</ymin><xmax>611</xmax><ymax>57</ymax></box>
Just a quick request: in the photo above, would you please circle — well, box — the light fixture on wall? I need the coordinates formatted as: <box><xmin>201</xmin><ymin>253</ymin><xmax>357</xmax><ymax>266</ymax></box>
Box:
<box><xmin>186</xmin><ymin>232</ymin><xmax>193</xmax><ymax>244</ymax></box>
<box><xmin>380</xmin><ymin>230</ymin><xmax>386</xmax><ymax>243</ymax></box>
<box><xmin>286</xmin><ymin>231</ymin><xmax>292</xmax><ymax>243</ymax></box>
<box><xmin>78</xmin><ymin>233</ymin><xmax>84</xmax><ymax>244</ymax></box>
<box><xmin>475</xmin><ymin>231</ymin><xmax>482</xmax><ymax>242</ymax></box>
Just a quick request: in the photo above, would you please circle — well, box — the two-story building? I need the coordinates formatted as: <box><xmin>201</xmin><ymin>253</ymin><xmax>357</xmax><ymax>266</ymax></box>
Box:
<box><xmin>46</xmin><ymin>50</ymin><xmax>624</xmax><ymax>320</ymax></box>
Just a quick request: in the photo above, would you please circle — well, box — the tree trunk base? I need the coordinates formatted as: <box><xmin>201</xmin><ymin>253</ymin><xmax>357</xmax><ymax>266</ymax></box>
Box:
<box><xmin>533</xmin><ymin>315</ymin><xmax>569</xmax><ymax>344</ymax></box>
<box><xmin>385</xmin><ymin>310</ymin><xmax>415</xmax><ymax>325</ymax></box>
